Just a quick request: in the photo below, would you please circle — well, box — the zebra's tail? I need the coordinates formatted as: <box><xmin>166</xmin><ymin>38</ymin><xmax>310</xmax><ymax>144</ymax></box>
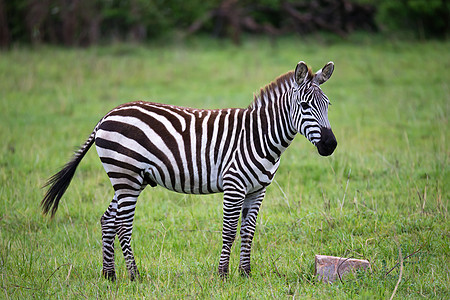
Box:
<box><xmin>41</xmin><ymin>131</ymin><xmax>96</xmax><ymax>217</ymax></box>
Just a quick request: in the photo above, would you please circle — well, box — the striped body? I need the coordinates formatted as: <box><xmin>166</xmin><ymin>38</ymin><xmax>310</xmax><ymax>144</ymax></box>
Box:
<box><xmin>42</xmin><ymin>61</ymin><xmax>337</xmax><ymax>280</ymax></box>
<box><xmin>97</xmin><ymin>101</ymin><xmax>289</xmax><ymax>195</ymax></box>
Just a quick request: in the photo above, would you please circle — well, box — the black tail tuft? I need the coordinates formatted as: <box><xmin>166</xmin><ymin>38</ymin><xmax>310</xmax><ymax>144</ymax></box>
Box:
<box><xmin>42</xmin><ymin>132</ymin><xmax>95</xmax><ymax>218</ymax></box>
<box><xmin>42</xmin><ymin>159</ymin><xmax>80</xmax><ymax>217</ymax></box>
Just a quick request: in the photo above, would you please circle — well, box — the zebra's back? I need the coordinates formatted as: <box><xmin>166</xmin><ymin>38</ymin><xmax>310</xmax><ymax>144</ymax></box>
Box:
<box><xmin>95</xmin><ymin>101</ymin><xmax>247</xmax><ymax>194</ymax></box>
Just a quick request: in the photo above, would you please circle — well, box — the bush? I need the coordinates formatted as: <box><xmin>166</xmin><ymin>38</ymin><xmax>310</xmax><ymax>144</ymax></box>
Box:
<box><xmin>374</xmin><ymin>0</ymin><xmax>449</xmax><ymax>38</ymax></box>
<box><xmin>0</xmin><ymin>0</ymin><xmax>447</xmax><ymax>47</ymax></box>
<box><xmin>1</xmin><ymin>0</ymin><xmax>221</xmax><ymax>46</ymax></box>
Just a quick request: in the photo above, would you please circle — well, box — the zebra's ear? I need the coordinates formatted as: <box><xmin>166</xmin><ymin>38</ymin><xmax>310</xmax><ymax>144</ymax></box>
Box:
<box><xmin>314</xmin><ymin>61</ymin><xmax>334</xmax><ymax>85</ymax></box>
<box><xmin>295</xmin><ymin>61</ymin><xmax>309</xmax><ymax>85</ymax></box>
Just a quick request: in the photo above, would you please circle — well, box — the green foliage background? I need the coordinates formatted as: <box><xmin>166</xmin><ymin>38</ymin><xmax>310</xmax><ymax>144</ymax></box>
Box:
<box><xmin>2</xmin><ymin>0</ymin><xmax>448</xmax><ymax>46</ymax></box>
<box><xmin>374</xmin><ymin>0</ymin><xmax>449</xmax><ymax>38</ymax></box>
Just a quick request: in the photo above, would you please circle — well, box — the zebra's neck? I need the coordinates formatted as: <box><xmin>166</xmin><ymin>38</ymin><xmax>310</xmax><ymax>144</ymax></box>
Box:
<box><xmin>246</xmin><ymin>72</ymin><xmax>298</xmax><ymax>161</ymax></box>
<box><xmin>249</xmin><ymin>71</ymin><xmax>295</xmax><ymax>109</ymax></box>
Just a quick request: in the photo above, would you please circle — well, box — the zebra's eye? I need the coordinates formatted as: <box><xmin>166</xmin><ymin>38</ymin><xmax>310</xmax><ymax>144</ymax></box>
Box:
<box><xmin>300</xmin><ymin>102</ymin><xmax>309</xmax><ymax>110</ymax></box>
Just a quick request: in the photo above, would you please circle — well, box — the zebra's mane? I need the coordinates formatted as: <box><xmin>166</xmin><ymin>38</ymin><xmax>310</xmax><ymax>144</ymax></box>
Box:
<box><xmin>250</xmin><ymin>68</ymin><xmax>313</xmax><ymax>108</ymax></box>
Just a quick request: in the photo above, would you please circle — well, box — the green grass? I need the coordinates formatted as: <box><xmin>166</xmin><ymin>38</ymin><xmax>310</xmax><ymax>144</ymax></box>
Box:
<box><xmin>0</xmin><ymin>36</ymin><xmax>449</xmax><ymax>298</ymax></box>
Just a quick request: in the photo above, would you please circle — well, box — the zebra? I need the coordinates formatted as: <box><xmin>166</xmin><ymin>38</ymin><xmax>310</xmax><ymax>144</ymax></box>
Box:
<box><xmin>42</xmin><ymin>61</ymin><xmax>337</xmax><ymax>280</ymax></box>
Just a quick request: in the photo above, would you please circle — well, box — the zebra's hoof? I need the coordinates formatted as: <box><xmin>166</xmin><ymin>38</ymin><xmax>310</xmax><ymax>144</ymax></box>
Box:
<box><xmin>102</xmin><ymin>269</ymin><xmax>116</xmax><ymax>281</ymax></box>
<box><xmin>239</xmin><ymin>266</ymin><xmax>251</xmax><ymax>277</ymax></box>
<box><xmin>130</xmin><ymin>270</ymin><xmax>141</xmax><ymax>281</ymax></box>
<box><xmin>218</xmin><ymin>268</ymin><xmax>229</xmax><ymax>280</ymax></box>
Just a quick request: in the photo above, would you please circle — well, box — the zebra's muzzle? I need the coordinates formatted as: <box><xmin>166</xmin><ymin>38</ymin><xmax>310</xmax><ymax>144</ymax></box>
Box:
<box><xmin>316</xmin><ymin>127</ymin><xmax>337</xmax><ymax>156</ymax></box>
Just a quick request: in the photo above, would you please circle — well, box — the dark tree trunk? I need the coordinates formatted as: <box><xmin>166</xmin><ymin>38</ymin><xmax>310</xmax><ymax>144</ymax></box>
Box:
<box><xmin>25</xmin><ymin>0</ymin><xmax>50</xmax><ymax>45</ymax></box>
<box><xmin>0</xmin><ymin>0</ymin><xmax>10</xmax><ymax>48</ymax></box>
<box><xmin>187</xmin><ymin>0</ymin><xmax>378</xmax><ymax>44</ymax></box>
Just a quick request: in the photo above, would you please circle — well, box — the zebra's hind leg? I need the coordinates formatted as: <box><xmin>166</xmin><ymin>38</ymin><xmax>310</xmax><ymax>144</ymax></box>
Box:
<box><xmin>115</xmin><ymin>183</ymin><xmax>146</xmax><ymax>281</ymax></box>
<box><xmin>101</xmin><ymin>194</ymin><xmax>118</xmax><ymax>280</ymax></box>
<box><xmin>218</xmin><ymin>186</ymin><xmax>246</xmax><ymax>278</ymax></box>
<box><xmin>239</xmin><ymin>188</ymin><xmax>265</xmax><ymax>277</ymax></box>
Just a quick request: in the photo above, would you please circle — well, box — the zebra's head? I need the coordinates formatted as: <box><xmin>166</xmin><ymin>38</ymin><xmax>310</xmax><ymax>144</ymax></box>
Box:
<box><xmin>291</xmin><ymin>61</ymin><xmax>337</xmax><ymax>156</ymax></box>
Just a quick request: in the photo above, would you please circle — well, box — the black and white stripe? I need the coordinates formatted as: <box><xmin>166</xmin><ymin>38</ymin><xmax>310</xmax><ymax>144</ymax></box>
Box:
<box><xmin>42</xmin><ymin>61</ymin><xmax>337</xmax><ymax>280</ymax></box>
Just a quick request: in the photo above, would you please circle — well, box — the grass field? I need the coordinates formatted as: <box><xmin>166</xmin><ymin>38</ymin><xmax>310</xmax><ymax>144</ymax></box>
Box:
<box><xmin>0</xmin><ymin>36</ymin><xmax>448</xmax><ymax>298</ymax></box>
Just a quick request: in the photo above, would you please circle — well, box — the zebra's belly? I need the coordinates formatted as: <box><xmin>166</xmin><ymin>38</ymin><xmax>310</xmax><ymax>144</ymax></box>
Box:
<box><xmin>144</xmin><ymin>165</ymin><xmax>224</xmax><ymax>194</ymax></box>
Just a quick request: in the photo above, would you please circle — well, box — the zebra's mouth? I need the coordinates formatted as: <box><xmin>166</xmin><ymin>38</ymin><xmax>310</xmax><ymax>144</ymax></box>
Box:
<box><xmin>316</xmin><ymin>127</ymin><xmax>337</xmax><ymax>156</ymax></box>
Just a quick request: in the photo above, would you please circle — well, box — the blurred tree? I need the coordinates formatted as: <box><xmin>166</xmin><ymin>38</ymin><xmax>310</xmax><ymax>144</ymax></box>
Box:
<box><xmin>25</xmin><ymin>0</ymin><xmax>49</xmax><ymax>45</ymax></box>
<box><xmin>0</xmin><ymin>0</ymin><xmax>10</xmax><ymax>48</ymax></box>
<box><xmin>0</xmin><ymin>0</ymin><xmax>446</xmax><ymax>48</ymax></box>
<box><xmin>188</xmin><ymin>0</ymin><xmax>378</xmax><ymax>44</ymax></box>
<box><xmin>376</xmin><ymin>0</ymin><xmax>449</xmax><ymax>39</ymax></box>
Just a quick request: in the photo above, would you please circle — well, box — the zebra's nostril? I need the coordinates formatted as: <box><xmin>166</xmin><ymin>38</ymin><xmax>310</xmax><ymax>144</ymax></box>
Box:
<box><xmin>326</xmin><ymin>136</ymin><xmax>337</xmax><ymax>148</ymax></box>
<box><xmin>330</xmin><ymin>138</ymin><xmax>337</xmax><ymax>148</ymax></box>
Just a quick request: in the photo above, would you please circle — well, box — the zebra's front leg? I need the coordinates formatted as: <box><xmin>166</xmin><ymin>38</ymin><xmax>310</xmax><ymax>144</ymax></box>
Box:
<box><xmin>239</xmin><ymin>188</ymin><xmax>265</xmax><ymax>277</ymax></box>
<box><xmin>218</xmin><ymin>188</ymin><xmax>245</xmax><ymax>278</ymax></box>
<box><xmin>101</xmin><ymin>194</ymin><xmax>118</xmax><ymax>281</ymax></box>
